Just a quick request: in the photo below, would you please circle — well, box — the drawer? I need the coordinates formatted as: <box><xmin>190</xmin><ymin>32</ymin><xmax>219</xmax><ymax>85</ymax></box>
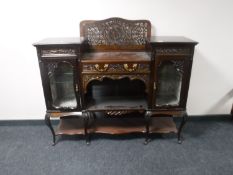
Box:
<box><xmin>82</xmin><ymin>63</ymin><xmax>150</xmax><ymax>74</ymax></box>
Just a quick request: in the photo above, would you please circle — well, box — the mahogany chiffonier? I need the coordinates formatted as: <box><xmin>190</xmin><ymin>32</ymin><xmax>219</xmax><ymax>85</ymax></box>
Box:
<box><xmin>33</xmin><ymin>17</ymin><xmax>198</xmax><ymax>145</ymax></box>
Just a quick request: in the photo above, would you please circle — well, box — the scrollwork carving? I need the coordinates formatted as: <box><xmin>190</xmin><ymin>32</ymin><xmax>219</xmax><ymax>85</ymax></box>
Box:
<box><xmin>82</xmin><ymin>63</ymin><xmax>150</xmax><ymax>73</ymax></box>
<box><xmin>106</xmin><ymin>111</ymin><xmax>133</xmax><ymax>116</ymax></box>
<box><xmin>171</xmin><ymin>60</ymin><xmax>185</xmax><ymax>74</ymax></box>
<box><xmin>81</xmin><ymin>18</ymin><xmax>151</xmax><ymax>46</ymax></box>
<box><xmin>82</xmin><ymin>74</ymin><xmax>150</xmax><ymax>93</ymax></box>
<box><xmin>123</xmin><ymin>64</ymin><xmax>138</xmax><ymax>72</ymax></box>
<box><xmin>156</xmin><ymin>48</ymin><xmax>190</xmax><ymax>56</ymax></box>
<box><xmin>42</xmin><ymin>49</ymin><xmax>76</xmax><ymax>56</ymax></box>
<box><xmin>106</xmin><ymin>111</ymin><xmax>130</xmax><ymax>116</ymax></box>
<box><xmin>47</xmin><ymin>61</ymin><xmax>74</xmax><ymax>76</ymax></box>
<box><xmin>47</xmin><ymin>63</ymin><xmax>58</xmax><ymax>76</ymax></box>
<box><xmin>158</xmin><ymin>60</ymin><xmax>185</xmax><ymax>74</ymax></box>
<box><xmin>94</xmin><ymin>64</ymin><xmax>109</xmax><ymax>72</ymax></box>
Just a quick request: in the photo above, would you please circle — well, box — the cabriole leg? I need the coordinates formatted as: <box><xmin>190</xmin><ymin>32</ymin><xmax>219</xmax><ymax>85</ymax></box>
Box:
<box><xmin>45</xmin><ymin>113</ymin><xmax>56</xmax><ymax>146</ymax></box>
<box><xmin>144</xmin><ymin>111</ymin><xmax>151</xmax><ymax>145</ymax></box>
<box><xmin>177</xmin><ymin>112</ymin><xmax>188</xmax><ymax>144</ymax></box>
<box><xmin>83</xmin><ymin>111</ymin><xmax>90</xmax><ymax>145</ymax></box>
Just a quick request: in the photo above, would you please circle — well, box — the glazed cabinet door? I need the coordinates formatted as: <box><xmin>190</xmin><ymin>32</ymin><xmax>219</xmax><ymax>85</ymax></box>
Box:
<box><xmin>152</xmin><ymin>46</ymin><xmax>193</xmax><ymax>110</ymax></box>
<box><xmin>40</xmin><ymin>59</ymin><xmax>81</xmax><ymax>111</ymax></box>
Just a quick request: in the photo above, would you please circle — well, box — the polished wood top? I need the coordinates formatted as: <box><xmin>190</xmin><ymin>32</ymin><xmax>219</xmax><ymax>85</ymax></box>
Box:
<box><xmin>33</xmin><ymin>37</ymin><xmax>82</xmax><ymax>46</ymax></box>
<box><xmin>82</xmin><ymin>51</ymin><xmax>151</xmax><ymax>63</ymax></box>
<box><xmin>150</xmin><ymin>36</ymin><xmax>197</xmax><ymax>44</ymax></box>
<box><xmin>150</xmin><ymin>36</ymin><xmax>198</xmax><ymax>44</ymax></box>
<box><xmin>33</xmin><ymin>36</ymin><xmax>197</xmax><ymax>46</ymax></box>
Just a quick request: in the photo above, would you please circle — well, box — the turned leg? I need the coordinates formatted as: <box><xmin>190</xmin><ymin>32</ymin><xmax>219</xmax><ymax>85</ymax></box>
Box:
<box><xmin>177</xmin><ymin>112</ymin><xmax>188</xmax><ymax>144</ymax></box>
<box><xmin>83</xmin><ymin>111</ymin><xmax>90</xmax><ymax>145</ymax></box>
<box><xmin>44</xmin><ymin>113</ymin><xmax>56</xmax><ymax>146</ymax></box>
<box><xmin>144</xmin><ymin>111</ymin><xmax>151</xmax><ymax>145</ymax></box>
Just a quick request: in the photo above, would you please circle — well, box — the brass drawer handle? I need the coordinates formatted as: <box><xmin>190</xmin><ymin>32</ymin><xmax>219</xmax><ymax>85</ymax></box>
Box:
<box><xmin>94</xmin><ymin>64</ymin><xmax>109</xmax><ymax>72</ymax></box>
<box><xmin>123</xmin><ymin>64</ymin><xmax>138</xmax><ymax>72</ymax></box>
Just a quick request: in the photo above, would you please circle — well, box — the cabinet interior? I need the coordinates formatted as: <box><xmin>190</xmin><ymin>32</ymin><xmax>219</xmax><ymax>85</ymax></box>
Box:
<box><xmin>85</xmin><ymin>77</ymin><xmax>148</xmax><ymax>110</ymax></box>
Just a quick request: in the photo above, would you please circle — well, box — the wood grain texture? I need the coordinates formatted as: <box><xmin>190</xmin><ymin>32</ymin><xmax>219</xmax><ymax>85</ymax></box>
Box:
<box><xmin>56</xmin><ymin>117</ymin><xmax>177</xmax><ymax>135</ymax></box>
<box><xmin>81</xmin><ymin>52</ymin><xmax>151</xmax><ymax>63</ymax></box>
<box><xmin>34</xmin><ymin>18</ymin><xmax>197</xmax><ymax>142</ymax></box>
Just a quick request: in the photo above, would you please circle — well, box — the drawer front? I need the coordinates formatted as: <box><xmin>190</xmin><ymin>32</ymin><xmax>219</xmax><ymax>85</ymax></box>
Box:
<box><xmin>82</xmin><ymin>63</ymin><xmax>150</xmax><ymax>74</ymax></box>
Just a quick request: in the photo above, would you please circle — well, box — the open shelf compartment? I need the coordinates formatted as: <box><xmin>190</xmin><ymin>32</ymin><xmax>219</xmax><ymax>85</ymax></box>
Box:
<box><xmin>55</xmin><ymin>116</ymin><xmax>177</xmax><ymax>135</ymax></box>
<box><xmin>85</xmin><ymin>77</ymin><xmax>148</xmax><ymax>111</ymax></box>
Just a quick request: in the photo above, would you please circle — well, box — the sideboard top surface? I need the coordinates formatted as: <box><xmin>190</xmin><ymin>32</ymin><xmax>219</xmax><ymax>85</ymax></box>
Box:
<box><xmin>150</xmin><ymin>36</ymin><xmax>198</xmax><ymax>44</ymax></box>
<box><xmin>33</xmin><ymin>37</ymin><xmax>82</xmax><ymax>46</ymax></box>
<box><xmin>33</xmin><ymin>36</ymin><xmax>197</xmax><ymax>46</ymax></box>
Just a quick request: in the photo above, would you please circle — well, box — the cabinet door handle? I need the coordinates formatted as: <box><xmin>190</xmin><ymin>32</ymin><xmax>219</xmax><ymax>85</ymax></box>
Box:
<box><xmin>154</xmin><ymin>82</ymin><xmax>156</xmax><ymax>90</ymax></box>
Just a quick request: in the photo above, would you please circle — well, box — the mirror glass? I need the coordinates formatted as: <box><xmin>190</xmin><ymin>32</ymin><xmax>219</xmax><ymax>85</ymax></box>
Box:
<box><xmin>155</xmin><ymin>60</ymin><xmax>183</xmax><ymax>106</ymax></box>
<box><xmin>49</xmin><ymin>62</ymin><xmax>77</xmax><ymax>109</ymax></box>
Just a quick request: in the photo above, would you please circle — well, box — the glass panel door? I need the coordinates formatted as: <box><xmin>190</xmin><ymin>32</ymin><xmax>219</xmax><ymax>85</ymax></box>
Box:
<box><xmin>48</xmin><ymin>62</ymin><xmax>77</xmax><ymax>109</ymax></box>
<box><xmin>155</xmin><ymin>60</ymin><xmax>184</xmax><ymax>107</ymax></box>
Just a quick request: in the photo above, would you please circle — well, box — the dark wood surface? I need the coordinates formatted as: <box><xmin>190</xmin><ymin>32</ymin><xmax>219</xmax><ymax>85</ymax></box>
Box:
<box><xmin>56</xmin><ymin>117</ymin><xmax>177</xmax><ymax>135</ymax></box>
<box><xmin>33</xmin><ymin>36</ymin><xmax>197</xmax><ymax>46</ymax></box>
<box><xmin>150</xmin><ymin>36</ymin><xmax>198</xmax><ymax>44</ymax></box>
<box><xmin>34</xmin><ymin>18</ymin><xmax>197</xmax><ymax>141</ymax></box>
<box><xmin>86</xmin><ymin>96</ymin><xmax>147</xmax><ymax>111</ymax></box>
<box><xmin>33</xmin><ymin>37</ymin><xmax>82</xmax><ymax>46</ymax></box>
<box><xmin>81</xmin><ymin>52</ymin><xmax>151</xmax><ymax>63</ymax></box>
<box><xmin>56</xmin><ymin>117</ymin><xmax>84</xmax><ymax>135</ymax></box>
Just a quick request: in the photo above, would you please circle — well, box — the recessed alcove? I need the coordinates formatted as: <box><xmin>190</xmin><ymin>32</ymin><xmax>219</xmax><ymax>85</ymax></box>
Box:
<box><xmin>85</xmin><ymin>77</ymin><xmax>148</xmax><ymax>111</ymax></box>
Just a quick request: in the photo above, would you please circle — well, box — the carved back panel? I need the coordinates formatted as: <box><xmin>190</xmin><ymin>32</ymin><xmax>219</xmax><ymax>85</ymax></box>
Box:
<box><xmin>80</xmin><ymin>17</ymin><xmax>151</xmax><ymax>51</ymax></box>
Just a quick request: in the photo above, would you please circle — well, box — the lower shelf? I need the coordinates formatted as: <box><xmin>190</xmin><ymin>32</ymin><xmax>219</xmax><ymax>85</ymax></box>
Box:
<box><xmin>55</xmin><ymin>116</ymin><xmax>177</xmax><ymax>135</ymax></box>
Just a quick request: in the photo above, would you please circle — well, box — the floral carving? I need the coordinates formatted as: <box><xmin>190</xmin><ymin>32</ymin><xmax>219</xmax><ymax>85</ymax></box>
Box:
<box><xmin>158</xmin><ymin>60</ymin><xmax>185</xmax><ymax>74</ymax></box>
<box><xmin>47</xmin><ymin>63</ymin><xmax>58</xmax><ymax>76</ymax></box>
<box><xmin>81</xmin><ymin>18</ymin><xmax>151</xmax><ymax>46</ymax></box>
<box><xmin>171</xmin><ymin>60</ymin><xmax>185</xmax><ymax>74</ymax></box>
<box><xmin>82</xmin><ymin>63</ymin><xmax>150</xmax><ymax>73</ymax></box>
<box><xmin>47</xmin><ymin>62</ymin><xmax>74</xmax><ymax>76</ymax></box>
<box><xmin>82</xmin><ymin>74</ymin><xmax>150</xmax><ymax>93</ymax></box>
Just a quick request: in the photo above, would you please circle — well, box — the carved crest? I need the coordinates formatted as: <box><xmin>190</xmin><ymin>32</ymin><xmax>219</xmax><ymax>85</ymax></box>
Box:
<box><xmin>80</xmin><ymin>17</ymin><xmax>151</xmax><ymax>46</ymax></box>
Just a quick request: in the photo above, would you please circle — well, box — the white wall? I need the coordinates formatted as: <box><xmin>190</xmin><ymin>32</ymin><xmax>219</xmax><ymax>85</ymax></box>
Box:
<box><xmin>0</xmin><ymin>0</ymin><xmax>232</xmax><ymax>119</ymax></box>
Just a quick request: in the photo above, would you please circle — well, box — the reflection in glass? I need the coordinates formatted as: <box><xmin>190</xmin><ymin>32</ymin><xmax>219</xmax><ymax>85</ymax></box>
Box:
<box><xmin>156</xmin><ymin>60</ymin><xmax>183</xmax><ymax>106</ymax></box>
<box><xmin>49</xmin><ymin>62</ymin><xmax>77</xmax><ymax>109</ymax></box>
